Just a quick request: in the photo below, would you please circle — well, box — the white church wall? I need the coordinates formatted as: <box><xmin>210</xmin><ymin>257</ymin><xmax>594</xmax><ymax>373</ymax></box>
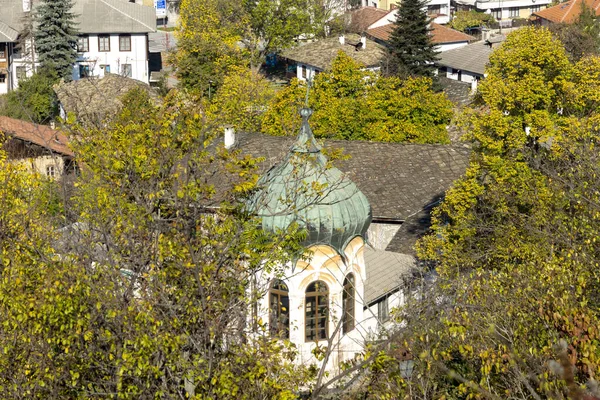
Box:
<box><xmin>366</xmin><ymin>222</ymin><xmax>401</xmax><ymax>251</ymax></box>
<box><xmin>255</xmin><ymin>237</ymin><xmax>374</xmax><ymax>374</ymax></box>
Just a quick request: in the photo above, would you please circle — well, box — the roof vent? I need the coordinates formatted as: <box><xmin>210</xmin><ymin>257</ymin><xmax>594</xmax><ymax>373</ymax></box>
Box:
<box><xmin>339</xmin><ymin>34</ymin><xmax>345</xmax><ymax>45</ymax></box>
<box><xmin>224</xmin><ymin>125</ymin><xmax>235</xmax><ymax>149</ymax></box>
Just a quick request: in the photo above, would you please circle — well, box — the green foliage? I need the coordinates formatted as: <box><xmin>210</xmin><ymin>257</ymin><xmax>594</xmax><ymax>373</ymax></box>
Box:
<box><xmin>34</xmin><ymin>0</ymin><xmax>78</xmax><ymax>80</ymax></box>
<box><xmin>363</xmin><ymin>26</ymin><xmax>600</xmax><ymax>399</ymax></box>
<box><xmin>386</xmin><ymin>0</ymin><xmax>439</xmax><ymax>79</ymax></box>
<box><xmin>449</xmin><ymin>10</ymin><xmax>495</xmax><ymax>32</ymax></box>
<box><xmin>174</xmin><ymin>0</ymin><xmax>324</xmax><ymax>93</ymax></box>
<box><xmin>262</xmin><ymin>51</ymin><xmax>452</xmax><ymax>143</ymax></box>
<box><xmin>0</xmin><ymin>88</ymin><xmax>311</xmax><ymax>398</ymax></box>
<box><xmin>207</xmin><ymin>66</ymin><xmax>275</xmax><ymax>132</ymax></box>
<box><xmin>173</xmin><ymin>0</ymin><xmax>248</xmax><ymax>95</ymax></box>
<box><xmin>0</xmin><ymin>68</ymin><xmax>59</xmax><ymax>124</ymax></box>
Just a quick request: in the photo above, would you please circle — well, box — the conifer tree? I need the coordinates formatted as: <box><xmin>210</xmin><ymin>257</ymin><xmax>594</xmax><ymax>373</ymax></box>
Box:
<box><xmin>387</xmin><ymin>0</ymin><xmax>438</xmax><ymax>79</ymax></box>
<box><xmin>34</xmin><ymin>0</ymin><xmax>78</xmax><ymax>80</ymax></box>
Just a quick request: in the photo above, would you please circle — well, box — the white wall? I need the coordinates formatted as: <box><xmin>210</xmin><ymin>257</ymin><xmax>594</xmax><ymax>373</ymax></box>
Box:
<box><xmin>73</xmin><ymin>33</ymin><xmax>149</xmax><ymax>83</ymax></box>
<box><xmin>255</xmin><ymin>238</ymin><xmax>371</xmax><ymax>375</ymax></box>
<box><xmin>437</xmin><ymin>41</ymin><xmax>469</xmax><ymax>52</ymax></box>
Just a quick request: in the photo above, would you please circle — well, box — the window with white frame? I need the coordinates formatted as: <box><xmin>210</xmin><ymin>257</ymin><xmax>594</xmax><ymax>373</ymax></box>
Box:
<box><xmin>77</xmin><ymin>36</ymin><xmax>89</xmax><ymax>52</ymax></box>
<box><xmin>530</xmin><ymin>4</ymin><xmax>542</xmax><ymax>12</ymax></box>
<box><xmin>509</xmin><ymin>7</ymin><xmax>519</xmax><ymax>17</ymax></box>
<box><xmin>492</xmin><ymin>8</ymin><xmax>502</xmax><ymax>19</ymax></box>
<box><xmin>121</xmin><ymin>64</ymin><xmax>132</xmax><ymax>77</ymax></box>
<box><xmin>98</xmin><ymin>35</ymin><xmax>110</xmax><ymax>52</ymax></box>
<box><xmin>119</xmin><ymin>34</ymin><xmax>131</xmax><ymax>52</ymax></box>
<box><xmin>100</xmin><ymin>64</ymin><xmax>111</xmax><ymax>73</ymax></box>
<box><xmin>16</xmin><ymin>66</ymin><xmax>26</xmax><ymax>80</ymax></box>
<box><xmin>46</xmin><ymin>165</ymin><xmax>57</xmax><ymax>178</ymax></box>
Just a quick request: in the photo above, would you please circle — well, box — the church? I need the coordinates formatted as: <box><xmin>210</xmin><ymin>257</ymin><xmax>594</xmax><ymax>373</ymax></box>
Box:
<box><xmin>237</xmin><ymin>108</ymin><xmax>469</xmax><ymax>372</ymax></box>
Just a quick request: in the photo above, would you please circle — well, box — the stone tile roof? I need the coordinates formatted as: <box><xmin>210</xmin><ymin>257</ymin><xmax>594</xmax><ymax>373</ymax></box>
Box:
<box><xmin>0</xmin><ymin>116</ymin><xmax>74</xmax><ymax>156</ymax></box>
<box><xmin>0</xmin><ymin>20</ymin><xmax>19</xmax><ymax>42</ymax></box>
<box><xmin>73</xmin><ymin>0</ymin><xmax>156</xmax><ymax>34</ymax></box>
<box><xmin>282</xmin><ymin>34</ymin><xmax>386</xmax><ymax>70</ymax></box>
<box><xmin>0</xmin><ymin>0</ymin><xmax>156</xmax><ymax>37</ymax></box>
<box><xmin>364</xmin><ymin>248</ymin><xmax>417</xmax><ymax>304</ymax></box>
<box><xmin>0</xmin><ymin>0</ymin><xmax>27</xmax><ymax>33</ymax></box>
<box><xmin>54</xmin><ymin>73</ymin><xmax>161</xmax><ymax>126</ymax></box>
<box><xmin>233</xmin><ymin>132</ymin><xmax>470</xmax><ymax>220</ymax></box>
<box><xmin>348</xmin><ymin>6</ymin><xmax>390</xmax><ymax>33</ymax></box>
<box><xmin>367</xmin><ymin>23</ymin><xmax>475</xmax><ymax>45</ymax></box>
<box><xmin>436</xmin><ymin>42</ymin><xmax>493</xmax><ymax>75</ymax></box>
<box><xmin>533</xmin><ymin>0</ymin><xmax>600</xmax><ymax>23</ymax></box>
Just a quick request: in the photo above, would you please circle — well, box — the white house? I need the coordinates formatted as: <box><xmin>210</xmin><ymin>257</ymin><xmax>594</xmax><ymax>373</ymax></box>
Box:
<box><xmin>435</xmin><ymin>34</ymin><xmax>503</xmax><ymax>92</ymax></box>
<box><xmin>0</xmin><ymin>0</ymin><xmax>156</xmax><ymax>91</ymax></box>
<box><xmin>454</xmin><ymin>0</ymin><xmax>551</xmax><ymax>22</ymax></box>
<box><xmin>367</xmin><ymin>22</ymin><xmax>475</xmax><ymax>52</ymax></box>
<box><xmin>282</xmin><ymin>33</ymin><xmax>386</xmax><ymax>81</ymax></box>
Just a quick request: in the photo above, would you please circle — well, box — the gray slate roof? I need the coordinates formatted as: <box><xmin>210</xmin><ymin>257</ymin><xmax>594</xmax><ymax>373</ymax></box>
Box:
<box><xmin>0</xmin><ymin>0</ymin><xmax>27</xmax><ymax>35</ymax></box>
<box><xmin>282</xmin><ymin>34</ymin><xmax>386</xmax><ymax>70</ymax></box>
<box><xmin>72</xmin><ymin>0</ymin><xmax>156</xmax><ymax>34</ymax></box>
<box><xmin>0</xmin><ymin>0</ymin><xmax>156</xmax><ymax>39</ymax></box>
<box><xmin>54</xmin><ymin>73</ymin><xmax>161</xmax><ymax>125</ymax></box>
<box><xmin>233</xmin><ymin>132</ymin><xmax>470</xmax><ymax>220</ymax></box>
<box><xmin>364</xmin><ymin>248</ymin><xmax>417</xmax><ymax>304</ymax></box>
<box><xmin>0</xmin><ymin>20</ymin><xmax>18</xmax><ymax>42</ymax></box>
<box><xmin>436</xmin><ymin>42</ymin><xmax>492</xmax><ymax>75</ymax></box>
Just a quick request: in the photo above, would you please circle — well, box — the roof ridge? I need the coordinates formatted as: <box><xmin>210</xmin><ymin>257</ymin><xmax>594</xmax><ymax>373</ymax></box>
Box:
<box><xmin>561</xmin><ymin>0</ymin><xmax>579</xmax><ymax>22</ymax></box>
<box><xmin>99</xmin><ymin>0</ymin><xmax>155</xmax><ymax>32</ymax></box>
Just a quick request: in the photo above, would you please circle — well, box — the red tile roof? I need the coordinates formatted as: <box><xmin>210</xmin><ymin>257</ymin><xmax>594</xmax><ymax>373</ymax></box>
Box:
<box><xmin>367</xmin><ymin>23</ymin><xmax>475</xmax><ymax>44</ymax></box>
<box><xmin>0</xmin><ymin>116</ymin><xmax>74</xmax><ymax>157</ymax></box>
<box><xmin>533</xmin><ymin>0</ymin><xmax>600</xmax><ymax>23</ymax></box>
<box><xmin>349</xmin><ymin>6</ymin><xmax>390</xmax><ymax>32</ymax></box>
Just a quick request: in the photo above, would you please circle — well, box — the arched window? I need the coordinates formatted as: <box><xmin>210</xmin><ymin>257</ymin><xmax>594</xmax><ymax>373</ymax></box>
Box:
<box><xmin>305</xmin><ymin>280</ymin><xmax>329</xmax><ymax>341</ymax></box>
<box><xmin>269</xmin><ymin>279</ymin><xmax>290</xmax><ymax>338</ymax></box>
<box><xmin>343</xmin><ymin>274</ymin><xmax>355</xmax><ymax>334</ymax></box>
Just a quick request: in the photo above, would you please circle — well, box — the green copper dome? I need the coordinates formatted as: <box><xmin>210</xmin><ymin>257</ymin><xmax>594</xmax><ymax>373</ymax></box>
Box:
<box><xmin>247</xmin><ymin>108</ymin><xmax>372</xmax><ymax>254</ymax></box>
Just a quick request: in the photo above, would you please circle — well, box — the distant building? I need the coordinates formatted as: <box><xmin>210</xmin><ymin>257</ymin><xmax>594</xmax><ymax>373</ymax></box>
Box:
<box><xmin>282</xmin><ymin>33</ymin><xmax>386</xmax><ymax>81</ymax></box>
<box><xmin>453</xmin><ymin>0</ymin><xmax>551</xmax><ymax>25</ymax></box>
<box><xmin>0</xmin><ymin>0</ymin><xmax>156</xmax><ymax>92</ymax></box>
<box><xmin>367</xmin><ymin>22</ymin><xmax>475</xmax><ymax>52</ymax></box>
<box><xmin>0</xmin><ymin>116</ymin><xmax>74</xmax><ymax>178</ymax></box>
<box><xmin>435</xmin><ymin>35</ymin><xmax>504</xmax><ymax>91</ymax></box>
<box><xmin>531</xmin><ymin>0</ymin><xmax>599</xmax><ymax>25</ymax></box>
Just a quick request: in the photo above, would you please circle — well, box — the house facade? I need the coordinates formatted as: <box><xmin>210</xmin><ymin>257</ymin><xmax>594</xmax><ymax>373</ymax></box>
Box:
<box><xmin>454</xmin><ymin>0</ymin><xmax>551</xmax><ymax>22</ymax></box>
<box><xmin>0</xmin><ymin>0</ymin><xmax>156</xmax><ymax>91</ymax></box>
<box><xmin>0</xmin><ymin>116</ymin><xmax>74</xmax><ymax>178</ymax></box>
<box><xmin>283</xmin><ymin>34</ymin><xmax>386</xmax><ymax>81</ymax></box>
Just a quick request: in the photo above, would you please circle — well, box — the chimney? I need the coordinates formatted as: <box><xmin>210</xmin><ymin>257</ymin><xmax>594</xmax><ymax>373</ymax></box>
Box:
<box><xmin>224</xmin><ymin>125</ymin><xmax>235</xmax><ymax>149</ymax></box>
<box><xmin>22</xmin><ymin>0</ymin><xmax>30</xmax><ymax>12</ymax></box>
<box><xmin>360</xmin><ymin>34</ymin><xmax>366</xmax><ymax>49</ymax></box>
<box><xmin>339</xmin><ymin>34</ymin><xmax>345</xmax><ymax>45</ymax></box>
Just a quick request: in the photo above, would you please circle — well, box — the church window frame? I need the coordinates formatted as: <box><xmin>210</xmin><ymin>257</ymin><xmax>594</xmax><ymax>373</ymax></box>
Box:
<box><xmin>305</xmin><ymin>280</ymin><xmax>329</xmax><ymax>342</ymax></box>
<box><xmin>342</xmin><ymin>273</ymin><xmax>355</xmax><ymax>333</ymax></box>
<box><xmin>269</xmin><ymin>279</ymin><xmax>290</xmax><ymax>339</ymax></box>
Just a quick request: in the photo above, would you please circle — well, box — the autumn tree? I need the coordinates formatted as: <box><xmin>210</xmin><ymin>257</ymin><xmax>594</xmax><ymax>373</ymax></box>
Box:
<box><xmin>386</xmin><ymin>0</ymin><xmax>438</xmax><ymax>79</ymax></box>
<box><xmin>172</xmin><ymin>0</ymin><xmax>247</xmax><ymax>95</ymax></box>
<box><xmin>0</xmin><ymin>89</ymin><xmax>313</xmax><ymax>398</ymax></box>
<box><xmin>261</xmin><ymin>51</ymin><xmax>452</xmax><ymax>143</ymax></box>
<box><xmin>358</xmin><ymin>26</ymin><xmax>600</xmax><ymax>399</ymax></box>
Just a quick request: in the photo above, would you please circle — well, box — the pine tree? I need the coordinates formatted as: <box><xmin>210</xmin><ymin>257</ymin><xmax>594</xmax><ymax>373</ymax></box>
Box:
<box><xmin>34</xmin><ymin>0</ymin><xmax>78</xmax><ymax>80</ymax></box>
<box><xmin>387</xmin><ymin>0</ymin><xmax>438</xmax><ymax>79</ymax></box>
